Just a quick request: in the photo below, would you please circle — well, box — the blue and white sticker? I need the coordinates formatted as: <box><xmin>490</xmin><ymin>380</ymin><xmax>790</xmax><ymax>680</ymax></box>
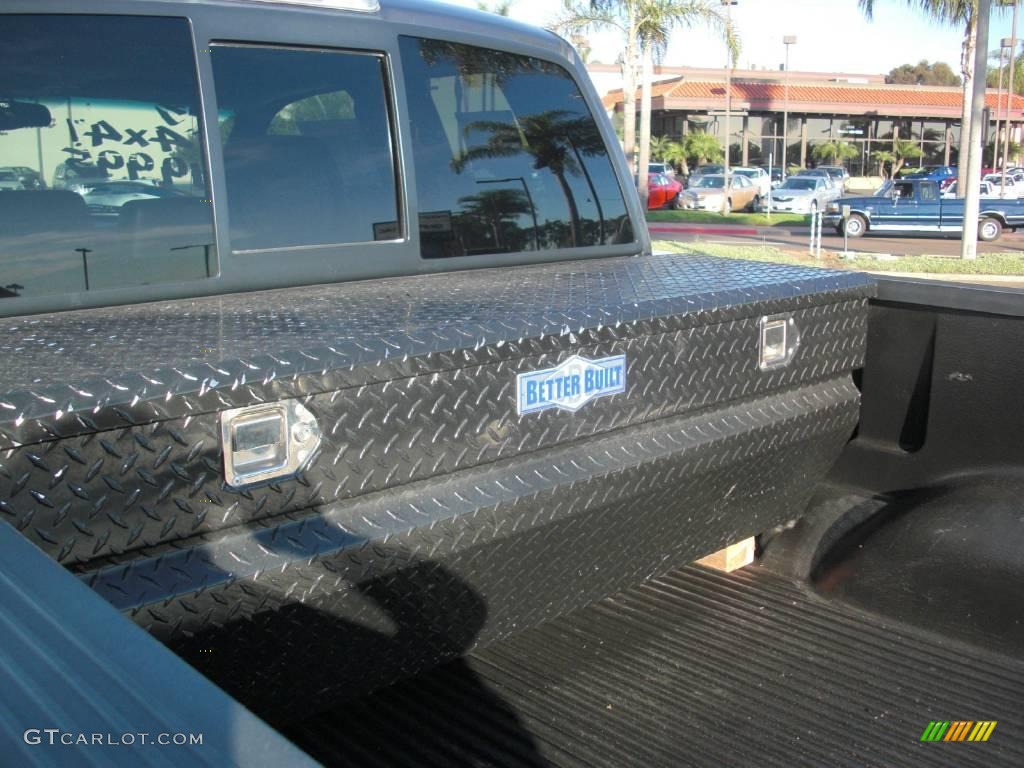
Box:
<box><xmin>516</xmin><ymin>354</ymin><xmax>627</xmax><ymax>416</ymax></box>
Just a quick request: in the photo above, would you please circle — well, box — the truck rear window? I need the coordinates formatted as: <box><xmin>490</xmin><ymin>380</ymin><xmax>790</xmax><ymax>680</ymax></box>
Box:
<box><xmin>399</xmin><ymin>36</ymin><xmax>633</xmax><ymax>258</ymax></box>
<box><xmin>209</xmin><ymin>44</ymin><xmax>400</xmax><ymax>251</ymax></box>
<box><xmin>0</xmin><ymin>15</ymin><xmax>215</xmax><ymax>301</ymax></box>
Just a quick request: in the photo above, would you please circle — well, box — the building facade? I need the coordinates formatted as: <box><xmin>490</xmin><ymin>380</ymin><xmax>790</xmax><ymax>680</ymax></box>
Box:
<box><xmin>595</xmin><ymin>65</ymin><xmax>1024</xmax><ymax>175</ymax></box>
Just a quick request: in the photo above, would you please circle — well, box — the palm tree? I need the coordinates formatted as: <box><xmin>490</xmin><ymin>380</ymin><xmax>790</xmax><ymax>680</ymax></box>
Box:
<box><xmin>454</xmin><ymin>110</ymin><xmax>606</xmax><ymax>247</ymax></box>
<box><xmin>554</xmin><ymin>1</ymin><xmax>738</xmax><ymax>207</ymax></box>
<box><xmin>649</xmin><ymin>134</ymin><xmax>674</xmax><ymax>161</ymax></box>
<box><xmin>683</xmin><ymin>131</ymin><xmax>724</xmax><ymax>169</ymax></box>
<box><xmin>871</xmin><ymin>139</ymin><xmax>925</xmax><ymax>179</ymax></box>
<box><xmin>859</xmin><ymin>1</ymin><xmax>974</xmax><ymax>194</ymax></box>
<box><xmin>811</xmin><ymin>140</ymin><xmax>859</xmax><ymax>168</ymax></box>
<box><xmin>661</xmin><ymin>138</ymin><xmax>689</xmax><ymax>174</ymax></box>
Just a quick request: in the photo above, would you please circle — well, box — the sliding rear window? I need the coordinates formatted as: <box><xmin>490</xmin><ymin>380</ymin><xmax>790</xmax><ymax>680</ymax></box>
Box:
<box><xmin>0</xmin><ymin>15</ymin><xmax>215</xmax><ymax>302</ymax></box>
<box><xmin>399</xmin><ymin>36</ymin><xmax>632</xmax><ymax>258</ymax></box>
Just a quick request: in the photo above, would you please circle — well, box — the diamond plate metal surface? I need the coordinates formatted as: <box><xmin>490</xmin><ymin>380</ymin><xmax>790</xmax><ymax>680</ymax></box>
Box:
<box><xmin>0</xmin><ymin>254</ymin><xmax>872</xmax><ymax>449</ymax></box>
<box><xmin>83</xmin><ymin>377</ymin><xmax>860</xmax><ymax>718</ymax></box>
<box><xmin>2</xmin><ymin>297</ymin><xmax>868</xmax><ymax>567</ymax></box>
<box><xmin>0</xmin><ymin>253</ymin><xmax>873</xmax><ymax>714</ymax></box>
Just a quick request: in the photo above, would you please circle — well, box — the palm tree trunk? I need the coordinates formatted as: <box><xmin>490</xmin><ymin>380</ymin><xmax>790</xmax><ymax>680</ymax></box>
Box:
<box><xmin>555</xmin><ymin>170</ymin><xmax>581</xmax><ymax>247</ymax></box>
<box><xmin>638</xmin><ymin>43</ymin><xmax>653</xmax><ymax>208</ymax></box>
<box><xmin>957</xmin><ymin>12</ymin><xmax>977</xmax><ymax>198</ymax></box>
<box><xmin>621</xmin><ymin>37</ymin><xmax>638</xmax><ymax>175</ymax></box>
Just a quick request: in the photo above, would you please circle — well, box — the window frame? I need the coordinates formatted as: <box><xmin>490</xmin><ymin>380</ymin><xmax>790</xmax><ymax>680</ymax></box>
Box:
<box><xmin>208</xmin><ymin>40</ymin><xmax>405</xmax><ymax>255</ymax></box>
<box><xmin>0</xmin><ymin>1</ymin><xmax>644</xmax><ymax>318</ymax></box>
<box><xmin>0</xmin><ymin>11</ymin><xmax>219</xmax><ymax>317</ymax></box>
<box><xmin>396</xmin><ymin>33</ymin><xmax>638</xmax><ymax>260</ymax></box>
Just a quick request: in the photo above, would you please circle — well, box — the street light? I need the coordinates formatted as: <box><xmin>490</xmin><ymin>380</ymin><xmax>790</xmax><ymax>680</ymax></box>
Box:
<box><xmin>721</xmin><ymin>0</ymin><xmax>737</xmax><ymax>213</ymax></box>
<box><xmin>782</xmin><ymin>35</ymin><xmax>797</xmax><ymax>181</ymax></box>
<box><xmin>995</xmin><ymin>40</ymin><xmax>1009</xmax><ymax>169</ymax></box>
<box><xmin>1002</xmin><ymin>1</ymin><xmax>1020</xmax><ymax>198</ymax></box>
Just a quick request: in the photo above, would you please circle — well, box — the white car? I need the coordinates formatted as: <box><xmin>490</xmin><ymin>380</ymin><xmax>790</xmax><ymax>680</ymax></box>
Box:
<box><xmin>942</xmin><ymin>180</ymin><xmax>999</xmax><ymax>199</ymax></box>
<box><xmin>982</xmin><ymin>174</ymin><xmax>1022</xmax><ymax>198</ymax></box>
<box><xmin>648</xmin><ymin>162</ymin><xmax>676</xmax><ymax>179</ymax></box>
<box><xmin>81</xmin><ymin>181</ymin><xmax>185</xmax><ymax>214</ymax></box>
<box><xmin>732</xmin><ymin>167</ymin><xmax>771</xmax><ymax>198</ymax></box>
<box><xmin>768</xmin><ymin>176</ymin><xmax>836</xmax><ymax>214</ymax></box>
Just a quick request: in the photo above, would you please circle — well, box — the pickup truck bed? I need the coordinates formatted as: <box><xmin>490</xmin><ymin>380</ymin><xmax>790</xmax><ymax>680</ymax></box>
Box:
<box><xmin>0</xmin><ymin>253</ymin><xmax>872</xmax><ymax>719</ymax></box>
<box><xmin>285</xmin><ymin>562</ymin><xmax>1024</xmax><ymax>768</ymax></box>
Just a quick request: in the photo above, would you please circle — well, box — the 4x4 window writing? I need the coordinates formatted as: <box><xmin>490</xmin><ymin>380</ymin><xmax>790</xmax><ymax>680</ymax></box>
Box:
<box><xmin>0</xmin><ymin>15</ymin><xmax>215</xmax><ymax>301</ymax></box>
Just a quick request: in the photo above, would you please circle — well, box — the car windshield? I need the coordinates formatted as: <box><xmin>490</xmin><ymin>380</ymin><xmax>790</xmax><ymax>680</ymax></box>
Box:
<box><xmin>691</xmin><ymin>176</ymin><xmax>725</xmax><ymax>189</ymax></box>
<box><xmin>874</xmin><ymin>180</ymin><xmax>894</xmax><ymax>197</ymax></box>
<box><xmin>0</xmin><ymin>170</ymin><xmax>17</xmax><ymax>180</ymax></box>
<box><xmin>734</xmin><ymin>169</ymin><xmax>756</xmax><ymax>177</ymax></box>
<box><xmin>695</xmin><ymin>165</ymin><xmax>723</xmax><ymax>175</ymax></box>
<box><xmin>780</xmin><ymin>179</ymin><xmax>816</xmax><ymax>191</ymax></box>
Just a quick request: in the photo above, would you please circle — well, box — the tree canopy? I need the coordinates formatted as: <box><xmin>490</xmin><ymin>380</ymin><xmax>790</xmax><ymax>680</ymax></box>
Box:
<box><xmin>886</xmin><ymin>59</ymin><xmax>962</xmax><ymax>86</ymax></box>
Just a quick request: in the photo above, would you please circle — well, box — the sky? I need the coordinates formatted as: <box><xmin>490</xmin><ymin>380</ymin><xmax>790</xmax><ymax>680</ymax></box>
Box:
<box><xmin>441</xmin><ymin>0</ymin><xmax>1020</xmax><ymax>77</ymax></box>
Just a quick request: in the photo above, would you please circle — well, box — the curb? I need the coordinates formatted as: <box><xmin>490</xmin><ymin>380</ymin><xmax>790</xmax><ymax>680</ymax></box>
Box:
<box><xmin>648</xmin><ymin>225</ymin><xmax>759</xmax><ymax>236</ymax></box>
<box><xmin>865</xmin><ymin>271</ymin><xmax>1024</xmax><ymax>284</ymax></box>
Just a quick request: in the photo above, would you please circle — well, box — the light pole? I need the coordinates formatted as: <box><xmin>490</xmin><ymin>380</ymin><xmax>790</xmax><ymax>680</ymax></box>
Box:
<box><xmin>782</xmin><ymin>35</ymin><xmax>796</xmax><ymax>181</ymax></box>
<box><xmin>722</xmin><ymin>0</ymin><xmax>737</xmax><ymax>213</ymax></box>
<box><xmin>1002</xmin><ymin>2</ymin><xmax>1020</xmax><ymax>198</ymax></box>
<box><xmin>995</xmin><ymin>41</ymin><xmax>1008</xmax><ymax>170</ymax></box>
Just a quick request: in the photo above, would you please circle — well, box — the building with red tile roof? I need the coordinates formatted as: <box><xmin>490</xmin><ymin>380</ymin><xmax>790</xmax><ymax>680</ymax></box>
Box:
<box><xmin>593</xmin><ymin>66</ymin><xmax>1024</xmax><ymax>175</ymax></box>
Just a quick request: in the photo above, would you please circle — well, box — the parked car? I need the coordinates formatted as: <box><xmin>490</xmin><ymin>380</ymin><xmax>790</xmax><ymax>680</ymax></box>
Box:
<box><xmin>0</xmin><ymin>165</ymin><xmax>44</xmax><ymax>190</ymax></box>
<box><xmin>51</xmin><ymin>161</ymin><xmax>111</xmax><ymax>193</ymax></box>
<box><xmin>982</xmin><ymin>174</ymin><xmax>1022</xmax><ymax>199</ymax></box>
<box><xmin>941</xmin><ymin>179</ymin><xmax>998</xmax><ymax>199</ymax></box>
<box><xmin>82</xmin><ymin>181</ymin><xmax>186</xmax><ymax>214</ymax></box>
<box><xmin>680</xmin><ymin>173</ymin><xmax>760</xmax><ymax>212</ymax></box>
<box><xmin>648</xmin><ymin>161</ymin><xmax>675</xmax><ymax>179</ymax></box>
<box><xmin>816</xmin><ymin>165</ymin><xmax>850</xmax><ymax>190</ymax></box>
<box><xmin>732</xmin><ymin>166</ymin><xmax>771</xmax><ymax>197</ymax></box>
<box><xmin>768</xmin><ymin>175</ymin><xmax>838</xmax><ymax>214</ymax></box>
<box><xmin>0</xmin><ymin>168</ymin><xmax>22</xmax><ymax>190</ymax></box>
<box><xmin>688</xmin><ymin>163</ymin><xmax>724</xmax><ymax>181</ymax></box>
<box><xmin>761</xmin><ymin>166</ymin><xmax>784</xmax><ymax>188</ymax></box>
<box><xmin>644</xmin><ymin>172</ymin><xmax>683</xmax><ymax>209</ymax></box>
<box><xmin>903</xmin><ymin>165</ymin><xmax>957</xmax><ymax>190</ymax></box>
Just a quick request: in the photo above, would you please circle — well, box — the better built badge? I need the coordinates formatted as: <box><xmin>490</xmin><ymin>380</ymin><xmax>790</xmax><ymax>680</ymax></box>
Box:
<box><xmin>516</xmin><ymin>354</ymin><xmax>627</xmax><ymax>416</ymax></box>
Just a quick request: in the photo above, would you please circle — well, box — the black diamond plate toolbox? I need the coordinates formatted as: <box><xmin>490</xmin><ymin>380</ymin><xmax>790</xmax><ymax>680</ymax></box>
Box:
<box><xmin>0</xmin><ymin>253</ymin><xmax>873</xmax><ymax>717</ymax></box>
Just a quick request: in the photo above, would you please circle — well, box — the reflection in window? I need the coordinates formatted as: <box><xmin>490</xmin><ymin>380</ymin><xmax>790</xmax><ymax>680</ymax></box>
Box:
<box><xmin>0</xmin><ymin>15</ymin><xmax>215</xmax><ymax>301</ymax></box>
<box><xmin>210</xmin><ymin>45</ymin><xmax>400</xmax><ymax>251</ymax></box>
<box><xmin>400</xmin><ymin>37</ymin><xmax>633</xmax><ymax>258</ymax></box>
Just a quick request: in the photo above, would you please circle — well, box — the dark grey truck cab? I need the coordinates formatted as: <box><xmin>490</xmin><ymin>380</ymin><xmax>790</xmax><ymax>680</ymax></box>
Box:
<box><xmin>5</xmin><ymin>2</ymin><xmax>1021</xmax><ymax>766</ymax></box>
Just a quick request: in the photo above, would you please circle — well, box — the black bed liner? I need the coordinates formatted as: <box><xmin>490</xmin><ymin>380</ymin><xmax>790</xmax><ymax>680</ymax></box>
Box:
<box><xmin>287</xmin><ymin>564</ymin><xmax>1024</xmax><ymax>768</ymax></box>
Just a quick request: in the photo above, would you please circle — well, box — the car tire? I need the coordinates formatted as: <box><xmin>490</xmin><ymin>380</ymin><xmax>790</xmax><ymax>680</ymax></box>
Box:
<box><xmin>669</xmin><ymin>192</ymin><xmax>681</xmax><ymax>210</ymax></box>
<box><xmin>979</xmin><ymin>217</ymin><xmax>1002</xmax><ymax>242</ymax></box>
<box><xmin>723</xmin><ymin>198</ymin><xmax>732</xmax><ymax>214</ymax></box>
<box><xmin>751</xmin><ymin>194</ymin><xmax>761</xmax><ymax>212</ymax></box>
<box><xmin>844</xmin><ymin>213</ymin><xmax>867</xmax><ymax>238</ymax></box>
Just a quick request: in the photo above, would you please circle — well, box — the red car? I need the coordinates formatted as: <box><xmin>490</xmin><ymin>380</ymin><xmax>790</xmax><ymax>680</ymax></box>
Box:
<box><xmin>646</xmin><ymin>172</ymin><xmax>683</xmax><ymax>209</ymax></box>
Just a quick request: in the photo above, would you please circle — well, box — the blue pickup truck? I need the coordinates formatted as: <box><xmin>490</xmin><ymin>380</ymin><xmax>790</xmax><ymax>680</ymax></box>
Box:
<box><xmin>824</xmin><ymin>177</ymin><xmax>1024</xmax><ymax>241</ymax></box>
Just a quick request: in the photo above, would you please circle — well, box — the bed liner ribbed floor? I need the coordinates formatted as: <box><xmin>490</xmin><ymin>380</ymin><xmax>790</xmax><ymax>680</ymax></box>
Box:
<box><xmin>286</xmin><ymin>565</ymin><xmax>1024</xmax><ymax>768</ymax></box>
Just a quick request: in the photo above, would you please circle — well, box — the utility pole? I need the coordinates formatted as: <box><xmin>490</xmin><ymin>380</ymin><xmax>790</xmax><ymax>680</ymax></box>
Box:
<box><xmin>721</xmin><ymin>0</ymin><xmax>737</xmax><ymax>213</ymax></box>
<box><xmin>782</xmin><ymin>35</ymin><xmax>796</xmax><ymax>181</ymax></box>
<box><xmin>962</xmin><ymin>0</ymin><xmax>992</xmax><ymax>260</ymax></box>
<box><xmin>1002</xmin><ymin>1</ymin><xmax>1019</xmax><ymax>198</ymax></box>
<box><xmin>995</xmin><ymin>42</ymin><xmax>1007</xmax><ymax>169</ymax></box>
